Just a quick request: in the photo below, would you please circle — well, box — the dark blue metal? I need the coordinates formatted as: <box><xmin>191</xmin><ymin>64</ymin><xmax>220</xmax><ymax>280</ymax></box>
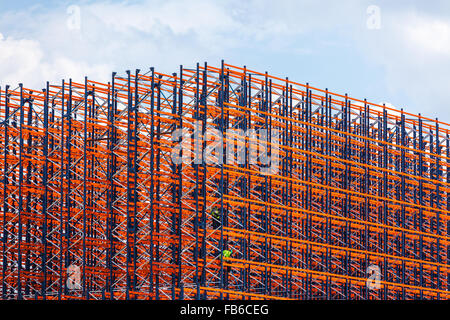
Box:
<box><xmin>41</xmin><ymin>82</ymin><xmax>50</xmax><ymax>299</ymax></box>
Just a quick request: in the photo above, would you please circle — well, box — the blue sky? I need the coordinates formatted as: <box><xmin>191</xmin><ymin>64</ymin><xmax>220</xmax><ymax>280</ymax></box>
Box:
<box><xmin>1</xmin><ymin>0</ymin><xmax>450</xmax><ymax>121</ymax></box>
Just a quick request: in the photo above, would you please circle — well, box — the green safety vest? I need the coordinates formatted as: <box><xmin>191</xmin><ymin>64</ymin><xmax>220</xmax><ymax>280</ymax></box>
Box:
<box><xmin>212</xmin><ymin>209</ymin><xmax>220</xmax><ymax>219</ymax></box>
<box><xmin>222</xmin><ymin>250</ymin><xmax>232</xmax><ymax>258</ymax></box>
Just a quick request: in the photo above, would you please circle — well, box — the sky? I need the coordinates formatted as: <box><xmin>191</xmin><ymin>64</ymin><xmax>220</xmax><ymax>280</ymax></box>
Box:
<box><xmin>0</xmin><ymin>0</ymin><xmax>450</xmax><ymax>122</ymax></box>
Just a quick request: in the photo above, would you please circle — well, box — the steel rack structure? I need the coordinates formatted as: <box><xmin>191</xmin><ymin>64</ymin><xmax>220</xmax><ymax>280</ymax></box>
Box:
<box><xmin>0</xmin><ymin>61</ymin><xmax>449</xmax><ymax>300</ymax></box>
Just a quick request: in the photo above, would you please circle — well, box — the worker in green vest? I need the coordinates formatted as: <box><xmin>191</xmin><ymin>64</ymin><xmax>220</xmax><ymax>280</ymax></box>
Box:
<box><xmin>223</xmin><ymin>248</ymin><xmax>232</xmax><ymax>277</ymax></box>
<box><xmin>222</xmin><ymin>249</ymin><xmax>232</xmax><ymax>259</ymax></box>
<box><xmin>211</xmin><ymin>207</ymin><xmax>221</xmax><ymax>229</ymax></box>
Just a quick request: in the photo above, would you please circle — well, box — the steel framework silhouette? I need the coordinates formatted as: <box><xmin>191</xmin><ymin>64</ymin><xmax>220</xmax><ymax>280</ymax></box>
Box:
<box><xmin>0</xmin><ymin>61</ymin><xmax>449</xmax><ymax>300</ymax></box>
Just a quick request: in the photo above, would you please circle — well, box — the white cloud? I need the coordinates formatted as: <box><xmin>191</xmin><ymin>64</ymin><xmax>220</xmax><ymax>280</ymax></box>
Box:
<box><xmin>1</xmin><ymin>0</ymin><xmax>449</xmax><ymax>125</ymax></box>
<box><xmin>357</xmin><ymin>9</ymin><xmax>450</xmax><ymax>121</ymax></box>
<box><xmin>0</xmin><ymin>0</ymin><xmax>363</xmax><ymax>88</ymax></box>
<box><xmin>0</xmin><ymin>34</ymin><xmax>42</xmax><ymax>86</ymax></box>
<box><xmin>403</xmin><ymin>15</ymin><xmax>450</xmax><ymax>55</ymax></box>
<box><xmin>0</xmin><ymin>0</ymin><xmax>246</xmax><ymax>88</ymax></box>
<box><xmin>88</xmin><ymin>1</ymin><xmax>234</xmax><ymax>36</ymax></box>
<box><xmin>0</xmin><ymin>32</ymin><xmax>111</xmax><ymax>89</ymax></box>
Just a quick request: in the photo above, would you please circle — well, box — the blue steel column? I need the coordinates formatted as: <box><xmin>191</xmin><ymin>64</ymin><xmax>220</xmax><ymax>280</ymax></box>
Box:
<box><xmin>1</xmin><ymin>86</ymin><xmax>10</xmax><ymax>299</ymax></box>
<box><xmin>155</xmin><ymin>74</ymin><xmax>162</xmax><ymax>299</ymax></box>
<box><xmin>218</xmin><ymin>60</ymin><xmax>225</xmax><ymax>297</ymax></box>
<box><xmin>418</xmin><ymin>115</ymin><xmax>424</xmax><ymax>299</ymax></box>
<box><xmin>58</xmin><ymin>80</ymin><xmax>66</xmax><ymax>300</ymax></box>
<box><xmin>125</xmin><ymin>70</ymin><xmax>139</xmax><ymax>299</ymax></box>
<box><xmin>41</xmin><ymin>82</ymin><xmax>50</xmax><ymax>299</ymax></box>
<box><xmin>106</xmin><ymin>73</ymin><xmax>117</xmax><ymax>298</ymax></box>
<box><xmin>132</xmin><ymin>69</ymin><xmax>140</xmax><ymax>296</ymax></box>
<box><xmin>17</xmin><ymin>84</ymin><xmax>25</xmax><ymax>300</ymax></box>
<box><xmin>82</xmin><ymin>78</ymin><xmax>89</xmax><ymax>299</ymax></box>
<box><xmin>400</xmin><ymin>109</ymin><xmax>406</xmax><ymax>299</ymax></box>
<box><xmin>149</xmin><ymin>67</ymin><xmax>156</xmax><ymax>299</ymax></box>
<box><xmin>178</xmin><ymin>66</ymin><xmax>184</xmax><ymax>299</ymax></box>
<box><xmin>435</xmin><ymin>119</ymin><xmax>441</xmax><ymax>295</ymax></box>
<box><xmin>325</xmin><ymin>90</ymin><xmax>332</xmax><ymax>299</ymax></box>
<box><xmin>170</xmin><ymin>72</ymin><xmax>178</xmax><ymax>300</ymax></box>
<box><xmin>64</xmin><ymin>79</ymin><xmax>73</xmax><ymax>296</ymax></box>
<box><xmin>199</xmin><ymin>63</ymin><xmax>208</xmax><ymax>295</ymax></box>
<box><xmin>193</xmin><ymin>63</ymin><xmax>201</xmax><ymax>299</ymax></box>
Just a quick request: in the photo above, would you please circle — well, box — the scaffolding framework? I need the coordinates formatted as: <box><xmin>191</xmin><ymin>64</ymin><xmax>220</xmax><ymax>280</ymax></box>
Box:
<box><xmin>0</xmin><ymin>61</ymin><xmax>449</xmax><ymax>300</ymax></box>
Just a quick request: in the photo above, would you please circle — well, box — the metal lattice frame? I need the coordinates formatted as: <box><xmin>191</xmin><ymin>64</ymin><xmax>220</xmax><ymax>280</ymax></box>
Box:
<box><xmin>0</xmin><ymin>61</ymin><xmax>449</xmax><ymax>300</ymax></box>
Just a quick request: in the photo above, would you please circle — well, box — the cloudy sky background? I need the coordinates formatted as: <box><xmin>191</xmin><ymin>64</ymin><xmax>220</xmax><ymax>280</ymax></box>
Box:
<box><xmin>1</xmin><ymin>0</ymin><xmax>450</xmax><ymax>121</ymax></box>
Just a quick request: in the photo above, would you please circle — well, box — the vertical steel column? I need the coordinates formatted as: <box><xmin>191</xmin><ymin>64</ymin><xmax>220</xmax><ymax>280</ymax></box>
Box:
<box><xmin>177</xmin><ymin>66</ymin><xmax>184</xmax><ymax>299</ymax></box>
<box><xmin>435</xmin><ymin>119</ymin><xmax>441</xmax><ymax>295</ymax></box>
<box><xmin>304</xmin><ymin>83</ymin><xmax>311</xmax><ymax>299</ymax></box>
<box><xmin>58</xmin><ymin>80</ymin><xmax>65</xmax><ymax>300</ymax></box>
<box><xmin>325</xmin><ymin>90</ymin><xmax>331</xmax><ymax>299</ymax></box>
<box><xmin>1</xmin><ymin>86</ymin><xmax>9</xmax><ymax>299</ymax></box>
<box><xmin>149</xmin><ymin>67</ymin><xmax>156</xmax><ymax>299</ymax></box>
<box><xmin>170</xmin><ymin>72</ymin><xmax>178</xmax><ymax>300</ymax></box>
<box><xmin>17</xmin><ymin>84</ymin><xmax>25</xmax><ymax>300</ymax></box>
<box><xmin>64</xmin><ymin>79</ymin><xmax>73</xmax><ymax>296</ymax></box>
<box><xmin>24</xmin><ymin>91</ymin><xmax>33</xmax><ymax>298</ymax></box>
<box><xmin>418</xmin><ymin>115</ymin><xmax>424</xmax><ymax>298</ymax></box>
<box><xmin>82</xmin><ymin>77</ymin><xmax>89</xmax><ymax>299</ymax></box>
<box><xmin>132</xmin><ymin>69</ymin><xmax>140</xmax><ymax>295</ymax></box>
<box><xmin>199</xmin><ymin>63</ymin><xmax>208</xmax><ymax>293</ymax></box>
<box><xmin>155</xmin><ymin>73</ymin><xmax>162</xmax><ymax>299</ymax></box>
<box><xmin>382</xmin><ymin>108</ymin><xmax>388</xmax><ymax>299</ymax></box>
<box><xmin>107</xmin><ymin>72</ymin><xmax>117</xmax><ymax>299</ymax></box>
<box><xmin>41</xmin><ymin>82</ymin><xmax>50</xmax><ymax>299</ymax></box>
<box><xmin>219</xmin><ymin>60</ymin><xmax>225</xmax><ymax>296</ymax></box>
<box><xmin>400</xmin><ymin>109</ymin><xmax>406</xmax><ymax>299</ymax></box>
<box><xmin>125</xmin><ymin>70</ymin><xmax>138</xmax><ymax>299</ymax></box>
<box><xmin>193</xmin><ymin>63</ymin><xmax>201</xmax><ymax>298</ymax></box>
